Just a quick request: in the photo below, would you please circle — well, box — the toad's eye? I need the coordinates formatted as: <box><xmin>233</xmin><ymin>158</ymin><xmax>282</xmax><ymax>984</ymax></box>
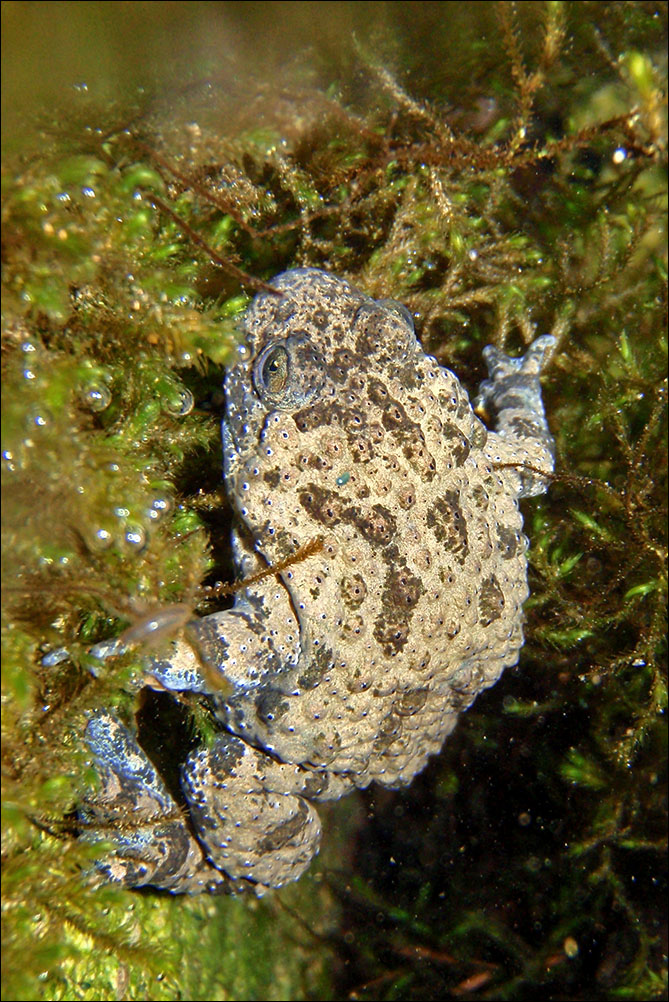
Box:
<box><xmin>260</xmin><ymin>345</ymin><xmax>289</xmax><ymax>394</ymax></box>
<box><xmin>253</xmin><ymin>335</ymin><xmax>326</xmax><ymax>409</ymax></box>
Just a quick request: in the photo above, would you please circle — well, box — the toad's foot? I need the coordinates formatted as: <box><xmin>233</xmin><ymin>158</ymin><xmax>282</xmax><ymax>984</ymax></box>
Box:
<box><xmin>81</xmin><ymin>711</ymin><xmax>228</xmax><ymax>893</ymax></box>
<box><xmin>81</xmin><ymin>712</ymin><xmax>334</xmax><ymax>893</ymax></box>
<box><xmin>476</xmin><ymin>335</ymin><xmax>556</xmax><ymax>497</ymax></box>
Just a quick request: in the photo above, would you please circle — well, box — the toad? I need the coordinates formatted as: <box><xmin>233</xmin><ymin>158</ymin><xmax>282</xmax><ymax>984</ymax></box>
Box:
<box><xmin>83</xmin><ymin>268</ymin><xmax>555</xmax><ymax>894</ymax></box>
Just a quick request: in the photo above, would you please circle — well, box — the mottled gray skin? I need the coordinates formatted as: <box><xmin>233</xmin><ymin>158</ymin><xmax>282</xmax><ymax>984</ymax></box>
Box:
<box><xmin>83</xmin><ymin>269</ymin><xmax>555</xmax><ymax>895</ymax></box>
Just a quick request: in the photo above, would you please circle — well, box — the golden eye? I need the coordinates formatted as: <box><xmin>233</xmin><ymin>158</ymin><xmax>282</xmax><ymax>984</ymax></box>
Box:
<box><xmin>261</xmin><ymin>345</ymin><xmax>289</xmax><ymax>394</ymax></box>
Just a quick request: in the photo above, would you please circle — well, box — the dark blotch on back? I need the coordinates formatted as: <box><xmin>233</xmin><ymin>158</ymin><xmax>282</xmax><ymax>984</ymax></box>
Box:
<box><xmin>373</xmin><ymin>548</ymin><xmax>425</xmax><ymax>655</ymax></box>
<box><xmin>425</xmin><ymin>490</ymin><xmax>469</xmax><ymax>563</ymax></box>
<box><xmin>478</xmin><ymin>575</ymin><xmax>505</xmax><ymax>626</ymax></box>
<box><xmin>299</xmin><ymin>484</ymin><xmax>397</xmax><ymax>546</ymax></box>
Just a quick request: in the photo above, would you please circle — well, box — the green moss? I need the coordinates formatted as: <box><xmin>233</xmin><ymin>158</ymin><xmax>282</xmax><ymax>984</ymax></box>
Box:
<box><xmin>2</xmin><ymin>2</ymin><xmax>666</xmax><ymax>1000</ymax></box>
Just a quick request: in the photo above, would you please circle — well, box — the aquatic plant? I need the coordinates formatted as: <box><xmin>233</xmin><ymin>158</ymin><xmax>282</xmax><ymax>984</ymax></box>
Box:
<box><xmin>2</xmin><ymin>3</ymin><xmax>666</xmax><ymax>999</ymax></box>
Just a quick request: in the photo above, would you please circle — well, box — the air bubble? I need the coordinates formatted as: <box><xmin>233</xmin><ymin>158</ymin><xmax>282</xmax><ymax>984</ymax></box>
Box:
<box><xmin>88</xmin><ymin>526</ymin><xmax>114</xmax><ymax>551</ymax></box>
<box><xmin>81</xmin><ymin>382</ymin><xmax>111</xmax><ymax>412</ymax></box>
<box><xmin>123</xmin><ymin>525</ymin><xmax>147</xmax><ymax>550</ymax></box>
<box><xmin>163</xmin><ymin>387</ymin><xmax>194</xmax><ymax>416</ymax></box>
<box><xmin>147</xmin><ymin>496</ymin><xmax>172</xmax><ymax>521</ymax></box>
<box><xmin>24</xmin><ymin>407</ymin><xmax>52</xmax><ymax>431</ymax></box>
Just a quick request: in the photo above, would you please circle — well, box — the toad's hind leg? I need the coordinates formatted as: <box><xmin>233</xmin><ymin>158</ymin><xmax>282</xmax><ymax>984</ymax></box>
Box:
<box><xmin>81</xmin><ymin>711</ymin><xmax>227</xmax><ymax>893</ymax></box>
<box><xmin>476</xmin><ymin>335</ymin><xmax>556</xmax><ymax>498</ymax></box>
<box><xmin>181</xmin><ymin>734</ymin><xmax>325</xmax><ymax>891</ymax></box>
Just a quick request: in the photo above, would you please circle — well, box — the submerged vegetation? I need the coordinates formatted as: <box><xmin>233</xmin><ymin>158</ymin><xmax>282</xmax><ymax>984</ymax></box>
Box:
<box><xmin>2</xmin><ymin>3</ymin><xmax>666</xmax><ymax>999</ymax></box>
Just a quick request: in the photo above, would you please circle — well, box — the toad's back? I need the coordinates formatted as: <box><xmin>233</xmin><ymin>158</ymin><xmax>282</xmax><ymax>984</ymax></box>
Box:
<box><xmin>216</xmin><ymin>269</ymin><xmax>554</xmax><ymax>787</ymax></box>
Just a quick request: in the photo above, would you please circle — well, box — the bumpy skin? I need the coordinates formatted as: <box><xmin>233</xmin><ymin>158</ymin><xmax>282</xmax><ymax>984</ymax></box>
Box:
<box><xmin>83</xmin><ymin>269</ymin><xmax>555</xmax><ymax>894</ymax></box>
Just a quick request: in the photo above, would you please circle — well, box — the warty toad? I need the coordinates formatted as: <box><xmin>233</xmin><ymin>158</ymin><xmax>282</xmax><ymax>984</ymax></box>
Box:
<box><xmin>82</xmin><ymin>267</ymin><xmax>555</xmax><ymax>894</ymax></box>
